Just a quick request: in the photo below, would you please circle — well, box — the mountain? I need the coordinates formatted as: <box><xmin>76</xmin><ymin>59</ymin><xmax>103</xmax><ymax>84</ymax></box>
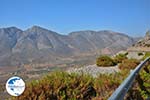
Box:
<box><xmin>69</xmin><ymin>30</ymin><xmax>136</xmax><ymax>54</ymax></box>
<box><xmin>124</xmin><ymin>31</ymin><xmax>150</xmax><ymax>60</ymax></box>
<box><xmin>132</xmin><ymin>30</ymin><xmax>150</xmax><ymax>47</ymax></box>
<box><xmin>0</xmin><ymin>26</ymin><xmax>138</xmax><ymax>67</ymax></box>
<box><xmin>127</xmin><ymin>30</ymin><xmax>150</xmax><ymax>52</ymax></box>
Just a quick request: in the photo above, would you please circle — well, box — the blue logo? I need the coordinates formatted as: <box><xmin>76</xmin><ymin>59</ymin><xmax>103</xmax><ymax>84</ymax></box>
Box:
<box><xmin>6</xmin><ymin>76</ymin><xmax>25</xmax><ymax>96</ymax></box>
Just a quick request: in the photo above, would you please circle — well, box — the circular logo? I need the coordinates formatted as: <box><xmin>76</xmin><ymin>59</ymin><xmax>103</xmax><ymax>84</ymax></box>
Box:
<box><xmin>6</xmin><ymin>76</ymin><xmax>25</xmax><ymax>96</ymax></box>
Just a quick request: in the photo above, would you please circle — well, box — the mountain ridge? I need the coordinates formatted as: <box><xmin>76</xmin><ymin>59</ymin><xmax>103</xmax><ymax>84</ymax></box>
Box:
<box><xmin>0</xmin><ymin>26</ymin><xmax>139</xmax><ymax>67</ymax></box>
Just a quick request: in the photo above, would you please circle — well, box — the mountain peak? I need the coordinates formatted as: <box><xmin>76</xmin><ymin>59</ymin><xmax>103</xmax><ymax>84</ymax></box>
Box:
<box><xmin>29</xmin><ymin>25</ymin><xmax>47</xmax><ymax>31</ymax></box>
<box><xmin>0</xmin><ymin>26</ymin><xmax>22</xmax><ymax>32</ymax></box>
<box><xmin>26</xmin><ymin>25</ymin><xmax>51</xmax><ymax>33</ymax></box>
<box><xmin>24</xmin><ymin>25</ymin><xmax>61</xmax><ymax>37</ymax></box>
<box><xmin>28</xmin><ymin>25</ymin><xmax>58</xmax><ymax>34</ymax></box>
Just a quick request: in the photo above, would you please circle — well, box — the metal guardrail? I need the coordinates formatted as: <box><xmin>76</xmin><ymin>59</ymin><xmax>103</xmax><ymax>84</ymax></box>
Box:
<box><xmin>108</xmin><ymin>57</ymin><xmax>150</xmax><ymax>100</ymax></box>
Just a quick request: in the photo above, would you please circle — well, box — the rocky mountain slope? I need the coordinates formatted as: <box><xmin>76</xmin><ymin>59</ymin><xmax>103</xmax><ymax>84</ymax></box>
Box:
<box><xmin>0</xmin><ymin>26</ymin><xmax>137</xmax><ymax>67</ymax></box>
<box><xmin>133</xmin><ymin>30</ymin><xmax>150</xmax><ymax>47</ymax></box>
<box><xmin>126</xmin><ymin>30</ymin><xmax>150</xmax><ymax>59</ymax></box>
<box><xmin>127</xmin><ymin>30</ymin><xmax>150</xmax><ymax>53</ymax></box>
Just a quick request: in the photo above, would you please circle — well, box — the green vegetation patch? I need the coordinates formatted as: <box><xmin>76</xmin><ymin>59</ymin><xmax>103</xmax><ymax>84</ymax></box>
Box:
<box><xmin>96</xmin><ymin>55</ymin><xmax>117</xmax><ymax>67</ymax></box>
<box><xmin>114</xmin><ymin>53</ymin><xmax>128</xmax><ymax>63</ymax></box>
<box><xmin>143</xmin><ymin>52</ymin><xmax>150</xmax><ymax>60</ymax></box>
<box><xmin>119</xmin><ymin>59</ymin><xmax>140</xmax><ymax>70</ymax></box>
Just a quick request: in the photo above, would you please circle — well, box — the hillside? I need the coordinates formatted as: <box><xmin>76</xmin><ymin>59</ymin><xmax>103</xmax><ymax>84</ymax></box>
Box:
<box><xmin>0</xmin><ymin>28</ymin><xmax>149</xmax><ymax>100</ymax></box>
<box><xmin>128</xmin><ymin>30</ymin><xmax>150</xmax><ymax>51</ymax></box>
<box><xmin>133</xmin><ymin>30</ymin><xmax>150</xmax><ymax>47</ymax></box>
<box><xmin>9</xmin><ymin>54</ymin><xmax>150</xmax><ymax>100</ymax></box>
<box><xmin>0</xmin><ymin>26</ymin><xmax>138</xmax><ymax>67</ymax></box>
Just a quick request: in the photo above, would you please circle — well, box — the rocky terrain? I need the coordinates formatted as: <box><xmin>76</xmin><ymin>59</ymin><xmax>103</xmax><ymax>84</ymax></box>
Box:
<box><xmin>127</xmin><ymin>30</ymin><xmax>150</xmax><ymax>59</ymax></box>
<box><xmin>133</xmin><ymin>30</ymin><xmax>150</xmax><ymax>47</ymax></box>
<box><xmin>67</xmin><ymin>64</ymin><xmax>120</xmax><ymax>77</ymax></box>
<box><xmin>67</xmin><ymin>31</ymin><xmax>150</xmax><ymax>77</ymax></box>
<box><xmin>0</xmin><ymin>26</ymin><xmax>138</xmax><ymax>68</ymax></box>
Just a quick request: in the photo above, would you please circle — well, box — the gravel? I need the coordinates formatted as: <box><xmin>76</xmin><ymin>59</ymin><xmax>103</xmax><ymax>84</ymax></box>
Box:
<box><xmin>67</xmin><ymin>64</ymin><xmax>120</xmax><ymax>77</ymax></box>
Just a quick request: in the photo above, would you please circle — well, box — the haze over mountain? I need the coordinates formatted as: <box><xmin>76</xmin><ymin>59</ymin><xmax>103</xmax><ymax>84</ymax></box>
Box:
<box><xmin>0</xmin><ymin>26</ymin><xmax>138</xmax><ymax>67</ymax></box>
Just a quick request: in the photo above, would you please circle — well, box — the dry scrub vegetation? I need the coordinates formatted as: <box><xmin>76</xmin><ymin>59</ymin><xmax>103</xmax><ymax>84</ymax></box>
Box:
<box><xmin>11</xmin><ymin>53</ymin><xmax>150</xmax><ymax>100</ymax></box>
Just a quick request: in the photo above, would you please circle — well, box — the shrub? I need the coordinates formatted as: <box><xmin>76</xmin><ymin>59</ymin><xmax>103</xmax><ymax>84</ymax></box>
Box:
<box><xmin>124</xmin><ymin>52</ymin><xmax>128</xmax><ymax>56</ymax></box>
<box><xmin>119</xmin><ymin>59</ymin><xmax>140</xmax><ymax>70</ymax></box>
<box><xmin>142</xmin><ymin>52</ymin><xmax>150</xmax><ymax>60</ymax></box>
<box><xmin>10</xmin><ymin>66</ymin><xmax>149</xmax><ymax>100</ymax></box>
<box><xmin>11</xmin><ymin>71</ymin><xmax>121</xmax><ymax>100</ymax></box>
<box><xmin>114</xmin><ymin>54</ymin><xmax>128</xmax><ymax>63</ymax></box>
<box><xmin>138</xmin><ymin>52</ymin><xmax>144</xmax><ymax>56</ymax></box>
<box><xmin>0</xmin><ymin>84</ymin><xmax>4</xmax><ymax>92</ymax></box>
<box><xmin>139</xmin><ymin>65</ymin><xmax>150</xmax><ymax>99</ymax></box>
<box><xmin>96</xmin><ymin>55</ymin><xmax>116</xmax><ymax>67</ymax></box>
<box><xmin>145</xmin><ymin>44</ymin><xmax>150</xmax><ymax>47</ymax></box>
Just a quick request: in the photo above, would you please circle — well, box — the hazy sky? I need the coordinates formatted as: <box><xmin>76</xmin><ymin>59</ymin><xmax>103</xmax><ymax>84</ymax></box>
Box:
<box><xmin>0</xmin><ymin>0</ymin><xmax>149</xmax><ymax>36</ymax></box>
